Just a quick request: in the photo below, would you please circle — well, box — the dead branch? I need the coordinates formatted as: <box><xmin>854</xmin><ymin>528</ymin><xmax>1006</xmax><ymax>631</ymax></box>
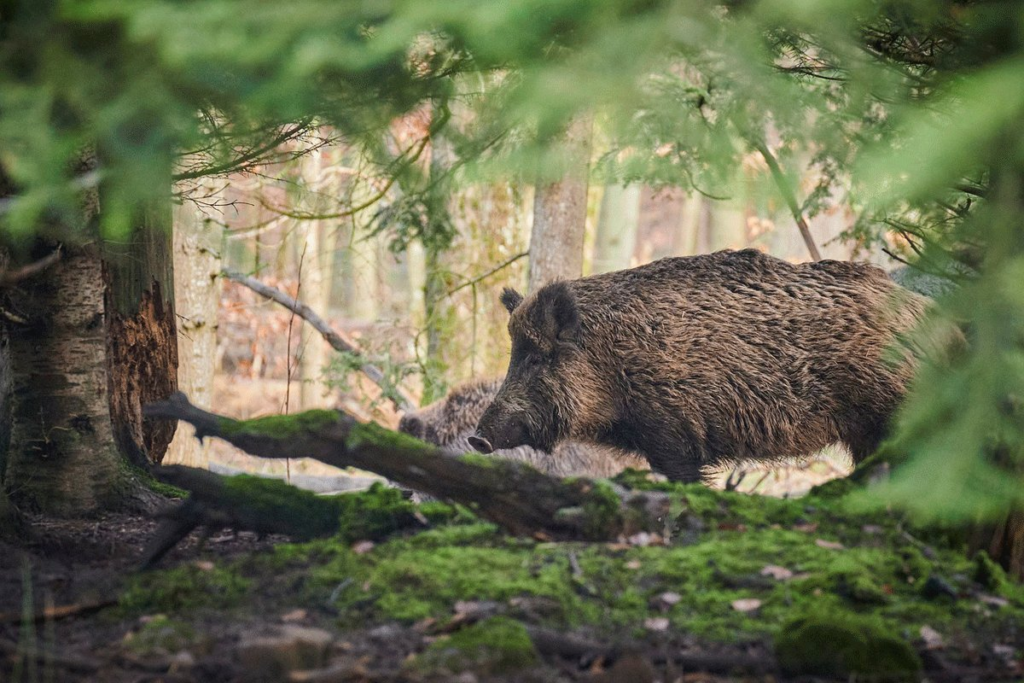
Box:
<box><xmin>446</xmin><ymin>251</ymin><xmax>529</xmax><ymax>297</ymax></box>
<box><xmin>144</xmin><ymin>393</ymin><xmax>670</xmax><ymax>542</ymax></box>
<box><xmin>753</xmin><ymin>142</ymin><xmax>822</xmax><ymax>262</ymax></box>
<box><xmin>222</xmin><ymin>269</ymin><xmax>416</xmax><ymax>412</ymax></box>
<box><xmin>0</xmin><ymin>598</ymin><xmax>116</xmax><ymax>626</ymax></box>
<box><xmin>0</xmin><ymin>248</ymin><xmax>61</xmax><ymax>287</ymax></box>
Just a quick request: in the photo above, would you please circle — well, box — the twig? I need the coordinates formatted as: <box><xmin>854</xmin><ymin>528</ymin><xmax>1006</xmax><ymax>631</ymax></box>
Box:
<box><xmin>222</xmin><ymin>269</ymin><xmax>415</xmax><ymax>412</ymax></box>
<box><xmin>0</xmin><ymin>249</ymin><xmax>62</xmax><ymax>287</ymax></box>
<box><xmin>753</xmin><ymin>141</ymin><xmax>821</xmax><ymax>261</ymax></box>
<box><xmin>446</xmin><ymin>251</ymin><xmax>529</xmax><ymax>297</ymax></box>
<box><xmin>0</xmin><ymin>598</ymin><xmax>116</xmax><ymax>625</ymax></box>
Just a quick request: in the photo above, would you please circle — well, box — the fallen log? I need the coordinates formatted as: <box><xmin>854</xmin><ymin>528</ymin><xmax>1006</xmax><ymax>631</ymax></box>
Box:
<box><xmin>143</xmin><ymin>393</ymin><xmax>670</xmax><ymax>543</ymax></box>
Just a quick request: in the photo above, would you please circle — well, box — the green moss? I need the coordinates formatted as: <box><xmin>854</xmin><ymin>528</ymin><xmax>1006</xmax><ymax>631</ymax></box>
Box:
<box><xmin>219</xmin><ymin>409</ymin><xmax>340</xmax><ymax>438</ymax></box>
<box><xmin>116</xmin><ymin>475</ymin><xmax>1024</xmax><ymax>667</ymax></box>
<box><xmin>411</xmin><ymin>617</ymin><xmax>538</xmax><ymax>675</ymax></box>
<box><xmin>119</xmin><ymin>564</ymin><xmax>250</xmax><ymax>615</ymax></box>
<box><xmin>775</xmin><ymin>611</ymin><xmax>922</xmax><ymax>681</ymax></box>
<box><xmin>578</xmin><ymin>480</ymin><xmax>623</xmax><ymax>537</ymax></box>
<box><xmin>333</xmin><ymin>482</ymin><xmax>420</xmax><ymax>543</ymax></box>
<box><xmin>346</xmin><ymin>421</ymin><xmax>434</xmax><ymax>453</ymax></box>
<box><xmin>124</xmin><ymin>616</ymin><xmax>198</xmax><ymax>655</ymax></box>
<box><xmin>221</xmin><ymin>475</ymin><xmax>340</xmax><ymax>539</ymax></box>
<box><xmin>456</xmin><ymin>451</ymin><xmax>501</xmax><ymax>468</ymax></box>
<box><xmin>973</xmin><ymin>550</ymin><xmax>1008</xmax><ymax>592</ymax></box>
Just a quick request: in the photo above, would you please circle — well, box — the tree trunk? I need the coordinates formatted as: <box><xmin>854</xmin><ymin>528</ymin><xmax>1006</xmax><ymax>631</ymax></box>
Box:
<box><xmin>5</xmin><ymin>246</ymin><xmax>123</xmax><ymax>515</ymax></box>
<box><xmin>104</xmin><ymin>202</ymin><xmax>178</xmax><ymax>468</ymax></box>
<box><xmin>164</xmin><ymin>195</ymin><xmax>222</xmax><ymax>467</ymax></box>
<box><xmin>593</xmin><ymin>184</ymin><xmax>641</xmax><ymax>274</ymax></box>
<box><xmin>421</xmin><ymin>127</ymin><xmax>456</xmax><ymax>403</ymax></box>
<box><xmin>528</xmin><ymin>115</ymin><xmax>593</xmax><ymax>292</ymax></box>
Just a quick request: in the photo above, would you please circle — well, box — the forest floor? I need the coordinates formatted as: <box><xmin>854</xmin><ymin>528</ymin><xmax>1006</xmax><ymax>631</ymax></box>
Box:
<box><xmin>2</xmin><ymin>469</ymin><xmax>1023</xmax><ymax>683</ymax></box>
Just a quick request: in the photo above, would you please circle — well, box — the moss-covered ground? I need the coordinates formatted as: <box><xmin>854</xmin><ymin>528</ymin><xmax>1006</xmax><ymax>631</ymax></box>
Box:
<box><xmin>106</xmin><ymin>470</ymin><xmax>1024</xmax><ymax>681</ymax></box>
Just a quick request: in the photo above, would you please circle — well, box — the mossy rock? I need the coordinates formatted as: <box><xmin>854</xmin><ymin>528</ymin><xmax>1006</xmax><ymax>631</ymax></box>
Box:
<box><xmin>775</xmin><ymin>611</ymin><xmax>921</xmax><ymax>681</ymax></box>
<box><xmin>411</xmin><ymin>617</ymin><xmax>539</xmax><ymax>676</ymax></box>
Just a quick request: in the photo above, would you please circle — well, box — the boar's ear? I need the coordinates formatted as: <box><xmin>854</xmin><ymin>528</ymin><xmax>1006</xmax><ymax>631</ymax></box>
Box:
<box><xmin>538</xmin><ymin>282</ymin><xmax>580</xmax><ymax>344</ymax></box>
<box><xmin>500</xmin><ymin>288</ymin><xmax>524</xmax><ymax>314</ymax></box>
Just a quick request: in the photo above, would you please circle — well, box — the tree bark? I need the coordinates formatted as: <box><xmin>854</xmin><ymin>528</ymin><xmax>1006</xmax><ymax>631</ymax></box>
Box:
<box><xmin>5</xmin><ymin>246</ymin><xmax>123</xmax><ymax>514</ymax></box>
<box><xmin>593</xmin><ymin>184</ymin><xmax>641</xmax><ymax>274</ymax></box>
<box><xmin>528</xmin><ymin>115</ymin><xmax>593</xmax><ymax>292</ymax></box>
<box><xmin>104</xmin><ymin>201</ymin><xmax>179</xmax><ymax>468</ymax></box>
<box><xmin>164</xmin><ymin>195</ymin><xmax>222</xmax><ymax>467</ymax></box>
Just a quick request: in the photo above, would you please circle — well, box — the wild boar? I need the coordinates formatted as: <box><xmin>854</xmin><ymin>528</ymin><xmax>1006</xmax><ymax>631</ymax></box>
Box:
<box><xmin>472</xmin><ymin>249</ymin><xmax>932</xmax><ymax>482</ymax></box>
<box><xmin>398</xmin><ymin>379</ymin><xmax>648</xmax><ymax>478</ymax></box>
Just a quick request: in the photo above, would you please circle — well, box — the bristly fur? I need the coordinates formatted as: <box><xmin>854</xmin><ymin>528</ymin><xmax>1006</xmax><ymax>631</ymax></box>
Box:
<box><xmin>476</xmin><ymin>248</ymin><xmax>950</xmax><ymax>482</ymax></box>
<box><xmin>398</xmin><ymin>379</ymin><xmax>647</xmax><ymax>478</ymax></box>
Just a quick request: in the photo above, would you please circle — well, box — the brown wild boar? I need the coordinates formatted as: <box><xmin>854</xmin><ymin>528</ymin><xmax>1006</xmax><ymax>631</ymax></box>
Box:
<box><xmin>471</xmin><ymin>249</ymin><xmax>932</xmax><ymax>482</ymax></box>
<box><xmin>399</xmin><ymin>379</ymin><xmax>648</xmax><ymax>478</ymax></box>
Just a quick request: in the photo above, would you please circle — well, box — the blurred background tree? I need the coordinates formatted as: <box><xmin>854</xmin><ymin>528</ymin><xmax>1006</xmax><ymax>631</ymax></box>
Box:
<box><xmin>0</xmin><ymin>0</ymin><xmax>1021</xmax><ymax>573</ymax></box>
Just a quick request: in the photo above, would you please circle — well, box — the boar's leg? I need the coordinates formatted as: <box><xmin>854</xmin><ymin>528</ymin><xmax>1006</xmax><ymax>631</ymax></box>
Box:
<box><xmin>840</xmin><ymin>411</ymin><xmax>890</xmax><ymax>463</ymax></box>
<box><xmin>642</xmin><ymin>444</ymin><xmax>706</xmax><ymax>483</ymax></box>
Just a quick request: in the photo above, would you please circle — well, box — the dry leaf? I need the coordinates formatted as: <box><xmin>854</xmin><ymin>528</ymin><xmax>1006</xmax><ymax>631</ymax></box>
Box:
<box><xmin>351</xmin><ymin>540</ymin><xmax>375</xmax><ymax>555</ymax></box>
<box><xmin>731</xmin><ymin>599</ymin><xmax>762</xmax><ymax>613</ymax></box>
<box><xmin>281</xmin><ymin>609</ymin><xmax>308</xmax><ymax>623</ymax></box>
<box><xmin>920</xmin><ymin>625</ymin><xmax>944</xmax><ymax>649</ymax></box>
<box><xmin>979</xmin><ymin>594</ymin><xmax>1010</xmax><ymax>608</ymax></box>
<box><xmin>760</xmin><ymin>565</ymin><xmax>794</xmax><ymax>580</ymax></box>
<box><xmin>644</xmin><ymin>617</ymin><xmax>670</xmax><ymax>631</ymax></box>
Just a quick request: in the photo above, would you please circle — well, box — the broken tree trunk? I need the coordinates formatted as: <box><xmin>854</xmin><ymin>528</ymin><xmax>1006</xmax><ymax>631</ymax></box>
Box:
<box><xmin>144</xmin><ymin>393</ymin><xmax>669</xmax><ymax>542</ymax></box>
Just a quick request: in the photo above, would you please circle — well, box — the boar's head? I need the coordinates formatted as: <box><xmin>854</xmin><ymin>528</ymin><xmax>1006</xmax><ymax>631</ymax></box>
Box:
<box><xmin>472</xmin><ymin>282</ymin><xmax>603</xmax><ymax>454</ymax></box>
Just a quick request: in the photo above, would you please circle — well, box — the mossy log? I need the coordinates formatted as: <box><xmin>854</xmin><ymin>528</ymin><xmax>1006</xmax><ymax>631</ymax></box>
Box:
<box><xmin>144</xmin><ymin>392</ymin><xmax>670</xmax><ymax>543</ymax></box>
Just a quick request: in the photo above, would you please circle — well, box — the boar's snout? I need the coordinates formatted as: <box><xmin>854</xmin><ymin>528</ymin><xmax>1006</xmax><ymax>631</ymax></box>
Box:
<box><xmin>474</xmin><ymin>411</ymin><xmax>531</xmax><ymax>452</ymax></box>
<box><xmin>467</xmin><ymin>435</ymin><xmax>493</xmax><ymax>453</ymax></box>
<box><xmin>398</xmin><ymin>414</ymin><xmax>424</xmax><ymax>440</ymax></box>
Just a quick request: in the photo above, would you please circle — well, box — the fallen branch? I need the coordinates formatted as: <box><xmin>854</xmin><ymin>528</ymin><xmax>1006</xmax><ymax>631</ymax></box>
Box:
<box><xmin>0</xmin><ymin>598</ymin><xmax>116</xmax><ymax>626</ymax></box>
<box><xmin>222</xmin><ymin>269</ymin><xmax>415</xmax><ymax>412</ymax></box>
<box><xmin>753</xmin><ymin>142</ymin><xmax>821</xmax><ymax>262</ymax></box>
<box><xmin>144</xmin><ymin>393</ymin><xmax>670</xmax><ymax>543</ymax></box>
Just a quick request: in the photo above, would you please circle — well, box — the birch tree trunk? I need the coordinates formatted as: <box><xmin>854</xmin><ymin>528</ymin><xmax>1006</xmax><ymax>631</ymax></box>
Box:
<box><xmin>5</xmin><ymin>246</ymin><xmax>123</xmax><ymax>514</ymax></box>
<box><xmin>297</xmin><ymin>147</ymin><xmax>339</xmax><ymax>410</ymax></box>
<box><xmin>593</xmin><ymin>184</ymin><xmax>641</xmax><ymax>274</ymax></box>
<box><xmin>528</xmin><ymin>115</ymin><xmax>593</xmax><ymax>292</ymax></box>
<box><xmin>164</xmin><ymin>194</ymin><xmax>223</xmax><ymax>467</ymax></box>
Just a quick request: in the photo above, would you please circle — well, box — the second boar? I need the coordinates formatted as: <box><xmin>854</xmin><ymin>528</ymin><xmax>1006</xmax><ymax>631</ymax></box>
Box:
<box><xmin>399</xmin><ymin>379</ymin><xmax>647</xmax><ymax>478</ymax></box>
